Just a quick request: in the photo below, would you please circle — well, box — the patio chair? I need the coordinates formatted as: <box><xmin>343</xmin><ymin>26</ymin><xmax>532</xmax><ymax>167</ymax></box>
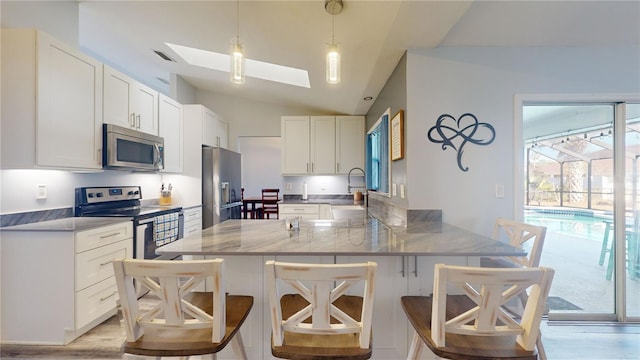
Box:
<box><xmin>401</xmin><ymin>264</ymin><xmax>554</xmax><ymax>360</ymax></box>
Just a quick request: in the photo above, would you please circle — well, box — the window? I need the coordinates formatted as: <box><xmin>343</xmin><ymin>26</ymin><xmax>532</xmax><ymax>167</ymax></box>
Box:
<box><xmin>366</xmin><ymin>108</ymin><xmax>391</xmax><ymax>196</ymax></box>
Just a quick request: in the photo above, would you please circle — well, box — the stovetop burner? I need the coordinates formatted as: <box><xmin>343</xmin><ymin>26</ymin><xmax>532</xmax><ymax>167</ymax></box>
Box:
<box><xmin>74</xmin><ymin>186</ymin><xmax>181</xmax><ymax>219</ymax></box>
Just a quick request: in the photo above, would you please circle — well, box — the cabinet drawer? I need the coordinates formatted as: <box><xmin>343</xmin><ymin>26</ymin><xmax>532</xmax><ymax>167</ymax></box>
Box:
<box><xmin>76</xmin><ymin>240</ymin><xmax>129</xmax><ymax>291</ymax></box>
<box><xmin>184</xmin><ymin>222</ymin><xmax>202</xmax><ymax>237</ymax></box>
<box><xmin>280</xmin><ymin>204</ymin><xmax>320</xmax><ymax>214</ymax></box>
<box><xmin>183</xmin><ymin>207</ymin><xmax>202</xmax><ymax>222</ymax></box>
<box><xmin>75</xmin><ymin>222</ymin><xmax>132</xmax><ymax>253</ymax></box>
<box><xmin>75</xmin><ymin>276</ymin><xmax>118</xmax><ymax>330</ymax></box>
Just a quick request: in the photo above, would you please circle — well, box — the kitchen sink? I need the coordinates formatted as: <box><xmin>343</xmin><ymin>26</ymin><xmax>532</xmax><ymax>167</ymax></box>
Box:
<box><xmin>331</xmin><ymin>205</ymin><xmax>367</xmax><ymax>221</ymax></box>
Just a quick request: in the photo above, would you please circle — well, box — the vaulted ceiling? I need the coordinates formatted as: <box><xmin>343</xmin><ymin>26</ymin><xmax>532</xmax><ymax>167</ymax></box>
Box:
<box><xmin>2</xmin><ymin>1</ymin><xmax>638</xmax><ymax>115</ymax></box>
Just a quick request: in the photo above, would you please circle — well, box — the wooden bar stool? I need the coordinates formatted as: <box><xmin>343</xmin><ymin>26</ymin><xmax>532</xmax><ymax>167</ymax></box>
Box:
<box><xmin>402</xmin><ymin>264</ymin><xmax>554</xmax><ymax>360</ymax></box>
<box><xmin>261</xmin><ymin>188</ymin><xmax>280</xmax><ymax>219</ymax></box>
<box><xmin>112</xmin><ymin>258</ymin><xmax>253</xmax><ymax>359</ymax></box>
<box><xmin>265</xmin><ymin>260</ymin><xmax>377</xmax><ymax>360</ymax></box>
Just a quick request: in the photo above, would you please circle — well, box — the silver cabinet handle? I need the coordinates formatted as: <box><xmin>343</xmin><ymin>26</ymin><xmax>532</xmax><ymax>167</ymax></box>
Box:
<box><xmin>99</xmin><ymin>259</ymin><xmax>112</xmax><ymax>266</ymax></box>
<box><xmin>401</xmin><ymin>256</ymin><xmax>405</xmax><ymax>278</ymax></box>
<box><xmin>100</xmin><ymin>292</ymin><xmax>117</xmax><ymax>302</ymax></box>
<box><xmin>413</xmin><ymin>256</ymin><xmax>418</xmax><ymax>277</ymax></box>
<box><xmin>100</xmin><ymin>232</ymin><xmax>120</xmax><ymax>239</ymax></box>
<box><xmin>136</xmin><ymin>114</ymin><xmax>141</xmax><ymax>129</ymax></box>
<box><xmin>130</xmin><ymin>113</ymin><xmax>135</xmax><ymax>127</ymax></box>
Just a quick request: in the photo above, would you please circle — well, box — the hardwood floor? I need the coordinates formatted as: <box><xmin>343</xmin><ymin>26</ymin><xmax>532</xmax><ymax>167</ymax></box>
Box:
<box><xmin>1</xmin><ymin>316</ymin><xmax>638</xmax><ymax>359</ymax></box>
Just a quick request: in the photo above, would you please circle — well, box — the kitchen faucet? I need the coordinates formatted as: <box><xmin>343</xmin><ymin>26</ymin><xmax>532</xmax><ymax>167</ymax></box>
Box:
<box><xmin>347</xmin><ymin>167</ymin><xmax>366</xmax><ymax>194</ymax></box>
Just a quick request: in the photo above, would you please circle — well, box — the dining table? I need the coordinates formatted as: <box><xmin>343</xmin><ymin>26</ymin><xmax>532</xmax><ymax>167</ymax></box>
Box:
<box><xmin>242</xmin><ymin>197</ymin><xmax>262</xmax><ymax>219</ymax></box>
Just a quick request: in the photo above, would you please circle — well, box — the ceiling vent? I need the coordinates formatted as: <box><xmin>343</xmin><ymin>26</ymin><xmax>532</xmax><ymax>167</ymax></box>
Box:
<box><xmin>153</xmin><ymin>50</ymin><xmax>175</xmax><ymax>62</ymax></box>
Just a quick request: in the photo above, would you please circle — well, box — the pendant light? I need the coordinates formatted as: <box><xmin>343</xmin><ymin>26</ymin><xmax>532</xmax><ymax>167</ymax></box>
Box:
<box><xmin>230</xmin><ymin>0</ymin><xmax>245</xmax><ymax>84</ymax></box>
<box><xmin>325</xmin><ymin>0</ymin><xmax>343</xmax><ymax>84</ymax></box>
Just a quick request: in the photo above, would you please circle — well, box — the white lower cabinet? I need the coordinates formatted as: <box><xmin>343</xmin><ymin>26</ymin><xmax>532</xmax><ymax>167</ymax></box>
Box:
<box><xmin>0</xmin><ymin>221</ymin><xmax>133</xmax><ymax>345</ymax></box>
<box><xmin>279</xmin><ymin>203</ymin><xmax>333</xmax><ymax>220</ymax></box>
<box><xmin>182</xmin><ymin>206</ymin><xmax>203</xmax><ymax>237</ymax></box>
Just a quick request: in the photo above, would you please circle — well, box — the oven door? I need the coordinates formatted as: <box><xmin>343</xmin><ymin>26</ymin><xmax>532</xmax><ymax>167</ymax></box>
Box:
<box><xmin>135</xmin><ymin>214</ymin><xmax>182</xmax><ymax>260</ymax></box>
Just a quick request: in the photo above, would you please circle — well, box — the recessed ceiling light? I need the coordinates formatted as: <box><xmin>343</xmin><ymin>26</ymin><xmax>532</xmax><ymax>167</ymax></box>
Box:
<box><xmin>363</xmin><ymin>96</ymin><xmax>373</xmax><ymax>101</ymax></box>
<box><xmin>165</xmin><ymin>42</ymin><xmax>310</xmax><ymax>88</ymax></box>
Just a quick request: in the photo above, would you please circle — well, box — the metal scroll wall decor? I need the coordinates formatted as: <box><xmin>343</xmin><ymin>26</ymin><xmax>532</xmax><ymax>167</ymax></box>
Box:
<box><xmin>427</xmin><ymin>113</ymin><xmax>496</xmax><ymax>172</ymax></box>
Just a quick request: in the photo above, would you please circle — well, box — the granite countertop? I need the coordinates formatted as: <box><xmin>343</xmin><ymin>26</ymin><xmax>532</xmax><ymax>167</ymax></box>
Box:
<box><xmin>156</xmin><ymin>218</ymin><xmax>525</xmax><ymax>257</ymax></box>
<box><xmin>0</xmin><ymin>217</ymin><xmax>131</xmax><ymax>232</ymax></box>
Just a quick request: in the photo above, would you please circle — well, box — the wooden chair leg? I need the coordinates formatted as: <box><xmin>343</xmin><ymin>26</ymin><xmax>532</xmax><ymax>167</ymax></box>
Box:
<box><xmin>537</xmin><ymin>332</ymin><xmax>547</xmax><ymax>360</ymax></box>
<box><xmin>406</xmin><ymin>331</ymin><xmax>424</xmax><ymax>360</ymax></box>
<box><xmin>231</xmin><ymin>332</ymin><xmax>248</xmax><ymax>360</ymax></box>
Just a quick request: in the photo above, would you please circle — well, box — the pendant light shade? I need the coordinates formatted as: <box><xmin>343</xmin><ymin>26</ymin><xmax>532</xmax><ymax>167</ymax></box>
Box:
<box><xmin>326</xmin><ymin>44</ymin><xmax>340</xmax><ymax>84</ymax></box>
<box><xmin>230</xmin><ymin>39</ymin><xmax>245</xmax><ymax>84</ymax></box>
<box><xmin>230</xmin><ymin>0</ymin><xmax>245</xmax><ymax>84</ymax></box>
<box><xmin>325</xmin><ymin>0</ymin><xmax>343</xmax><ymax>84</ymax></box>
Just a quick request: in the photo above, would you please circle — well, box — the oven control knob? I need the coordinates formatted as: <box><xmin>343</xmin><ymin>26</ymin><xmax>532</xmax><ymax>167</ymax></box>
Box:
<box><xmin>87</xmin><ymin>193</ymin><xmax>94</xmax><ymax>198</ymax></box>
<box><xmin>96</xmin><ymin>192</ymin><xmax>103</xmax><ymax>198</ymax></box>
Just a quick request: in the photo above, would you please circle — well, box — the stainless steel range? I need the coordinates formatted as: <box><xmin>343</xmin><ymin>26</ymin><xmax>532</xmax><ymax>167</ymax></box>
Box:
<box><xmin>74</xmin><ymin>186</ymin><xmax>183</xmax><ymax>260</ymax></box>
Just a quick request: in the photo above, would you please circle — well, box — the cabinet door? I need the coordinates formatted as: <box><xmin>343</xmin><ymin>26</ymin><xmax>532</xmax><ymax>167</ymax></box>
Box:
<box><xmin>133</xmin><ymin>82</ymin><xmax>159</xmax><ymax>135</ymax></box>
<box><xmin>202</xmin><ymin>107</ymin><xmax>227</xmax><ymax>147</ymax></box>
<box><xmin>336</xmin><ymin>116</ymin><xmax>365</xmax><ymax>174</ymax></box>
<box><xmin>159</xmin><ymin>94</ymin><xmax>183</xmax><ymax>173</ymax></box>
<box><xmin>310</xmin><ymin>116</ymin><xmax>336</xmax><ymax>174</ymax></box>
<box><xmin>103</xmin><ymin>65</ymin><xmax>134</xmax><ymax>129</ymax></box>
<box><xmin>281</xmin><ymin>116</ymin><xmax>311</xmax><ymax>174</ymax></box>
<box><xmin>36</xmin><ymin>31</ymin><xmax>103</xmax><ymax>169</ymax></box>
<box><xmin>336</xmin><ymin>256</ymin><xmax>408</xmax><ymax>360</ymax></box>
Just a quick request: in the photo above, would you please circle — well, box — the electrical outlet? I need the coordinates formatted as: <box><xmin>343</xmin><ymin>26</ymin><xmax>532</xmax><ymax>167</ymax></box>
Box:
<box><xmin>495</xmin><ymin>183</ymin><xmax>505</xmax><ymax>198</ymax></box>
<box><xmin>286</xmin><ymin>183</ymin><xmax>293</xmax><ymax>190</ymax></box>
<box><xmin>392</xmin><ymin>183</ymin><xmax>397</xmax><ymax>196</ymax></box>
<box><xmin>36</xmin><ymin>184</ymin><xmax>47</xmax><ymax>199</ymax></box>
<box><xmin>400</xmin><ymin>184</ymin><xmax>405</xmax><ymax>199</ymax></box>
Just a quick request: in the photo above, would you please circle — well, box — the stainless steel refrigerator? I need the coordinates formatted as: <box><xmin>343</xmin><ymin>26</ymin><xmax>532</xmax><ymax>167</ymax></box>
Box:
<box><xmin>202</xmin><ymin>146</ymin><xmax>243</xmax><ymax>229</ymax></box>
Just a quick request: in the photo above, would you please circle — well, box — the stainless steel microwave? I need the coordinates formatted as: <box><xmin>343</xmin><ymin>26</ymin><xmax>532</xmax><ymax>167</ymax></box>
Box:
<box><xmin>103</xmin><ymin>124</ymin><xmax>164</xmax><ymax>171</ymax></box>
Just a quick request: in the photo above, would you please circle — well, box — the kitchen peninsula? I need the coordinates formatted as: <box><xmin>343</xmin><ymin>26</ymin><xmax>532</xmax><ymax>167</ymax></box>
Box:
<box><xmin>156</xmin><ymin>217</ymin><xmax>525</xmax><ymax>360</ymax></box>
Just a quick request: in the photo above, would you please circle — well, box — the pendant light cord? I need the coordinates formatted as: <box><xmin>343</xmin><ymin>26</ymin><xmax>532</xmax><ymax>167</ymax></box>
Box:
<box><xmin>236</xmin><ymin>0</ymin><xmax>240</xmax><ymax>43</ymax></box>
<box><xmin>331</xmin><ymin>12</ymin><xmax>335</xmax><ymax>45</ymax></box>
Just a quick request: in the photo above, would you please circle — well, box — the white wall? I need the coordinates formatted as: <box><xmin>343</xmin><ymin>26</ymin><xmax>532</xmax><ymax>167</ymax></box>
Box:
<box><xmin>406</xmin><ymin>46</ymin><xmax>640</xmax><ymax>236</ymax></box>
<box><xmin>196</xmin><ymin>90</ymin><xmax>326</xmax><ymax>152</ymax></box>
<box><xmin>0</xmin><ymin>169</ymin><xmax>162</xmax><ymax>214</ymax></box>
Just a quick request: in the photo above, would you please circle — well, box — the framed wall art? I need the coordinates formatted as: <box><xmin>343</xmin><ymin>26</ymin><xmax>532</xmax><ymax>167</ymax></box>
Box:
<box><xmin>391</xmin><ymin>110</ymin><xmax>404</xmax><ymax>160</ymax></box>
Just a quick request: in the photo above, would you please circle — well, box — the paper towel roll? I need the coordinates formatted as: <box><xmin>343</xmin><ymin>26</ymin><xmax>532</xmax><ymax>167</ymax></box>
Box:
<box><xmin>302</xmin><ymin>182</ymin><xmax>308</xmax><ymax>200</ymax></box>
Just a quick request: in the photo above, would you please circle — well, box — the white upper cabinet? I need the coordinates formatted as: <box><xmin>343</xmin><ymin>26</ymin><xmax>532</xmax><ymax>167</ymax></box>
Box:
<box><xmin>310</xmin><ymin>116</ymin><xmax>336</xmax><ymax>174</ymax></box>
<box><xmin>1</xmin><ymin>29</ymin><xmax>103</xmax><ymax>170</ymax></box>
<box><xmin>336</xmin><ymin>116</ymin><xmax>365</xmax><ymax>174</ymax></box>
<box><xmin>103</xmin><ymin>65</ymin><xmax>159</xmax><ymax>135</ymax></box>
<box><xmin>281</xmin><ymin>116</ymin><xmax>311</xmax><ymax>174</ymax></box>
<box><xmin>159</xmin><ymin>94</ymin><xmax>183</xmax><ymax>173</ymax></box>
<box><xmin>198</xmin><ymin>105</ymin><xmax>228</xmax><ymax>149</ymax></box>
<box><xmin>281</xmin><ymin>115</ymin><xmax>364</xmax><ymax>175</ymax></box>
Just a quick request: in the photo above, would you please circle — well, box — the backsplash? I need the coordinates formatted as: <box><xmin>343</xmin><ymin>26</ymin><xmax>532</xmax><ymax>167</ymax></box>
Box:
<box><xmin>0</xmin><ymin>207</ymin><xmax>72</xmax><ymax>227</ymax></box>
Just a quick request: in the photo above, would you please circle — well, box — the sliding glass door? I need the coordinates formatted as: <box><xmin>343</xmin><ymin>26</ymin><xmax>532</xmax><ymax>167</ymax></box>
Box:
<box><xmin>521</xmin><ymin>99</ymin><xmax>639</xmax><ymax>322</ymax></box>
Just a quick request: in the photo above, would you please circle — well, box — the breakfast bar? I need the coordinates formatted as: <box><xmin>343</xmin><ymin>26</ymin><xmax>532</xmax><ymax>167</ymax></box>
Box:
<box><xmin>156</xmin><ymin>217</ymin><xmax>525</xmax><ymax>360</ymax></box>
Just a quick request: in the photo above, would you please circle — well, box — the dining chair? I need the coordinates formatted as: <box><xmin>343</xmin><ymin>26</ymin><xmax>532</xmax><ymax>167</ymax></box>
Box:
<box><xmin>112</xmin><ymin>258</ymin><xmax>253</xmax><ymax>359</ymax></box>
<box><xmin>402</xmin><ymin>264</ymin><xmax>554</xmax><ymax>360</ymax></box>
<box><xmin>481</xmin><ymin>217</ymin><xmax>547</xmax><ymax>269</ymax></box>
<box><xmin>261</xmin><ymin>188</ymin><xmax>280</xmax><ymax>219</ymax></box>
<box><xmin>480</xmin><ymin>217</ymin><xmax>548</xmax><ymax>359</ymax></box>
<box><xmin>265</xmin><ymin>260</ymin><xmax>377</xmax><ymax>360</ymax></box>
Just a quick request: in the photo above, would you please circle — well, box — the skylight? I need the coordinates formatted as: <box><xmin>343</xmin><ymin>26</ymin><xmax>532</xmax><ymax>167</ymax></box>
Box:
<box><xmin>165</xmin><ymin>43</ymin><xmax>310</xmax><ymax>88</ymax></box>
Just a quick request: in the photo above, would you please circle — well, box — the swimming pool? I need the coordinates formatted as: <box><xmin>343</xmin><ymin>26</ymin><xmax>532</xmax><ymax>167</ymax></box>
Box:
<box><xmin>524</xmin><ymin>210</ymin><xmax>608</xmax><ymax>243</ymax></box>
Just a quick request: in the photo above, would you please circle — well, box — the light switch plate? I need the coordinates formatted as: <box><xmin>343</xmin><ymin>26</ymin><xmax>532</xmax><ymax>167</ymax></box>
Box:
<box><xmin>36</xmin><ymin>184</ymin><xmax>47</xmax><ymax>199</ymax></box>
<box><xmin>392</xmin><ymin>183</ymin><xmax>397</xmax><ymax>196</ymax></box>
<box><xmin>495</xmin><ymin>183</ymin><xmax>504</xmax><ymax>198</ymax></box>
<box><xmin>400</xmin><ymin>184</ymin><xmax>405</xmax><ymax>199</ymax></box>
